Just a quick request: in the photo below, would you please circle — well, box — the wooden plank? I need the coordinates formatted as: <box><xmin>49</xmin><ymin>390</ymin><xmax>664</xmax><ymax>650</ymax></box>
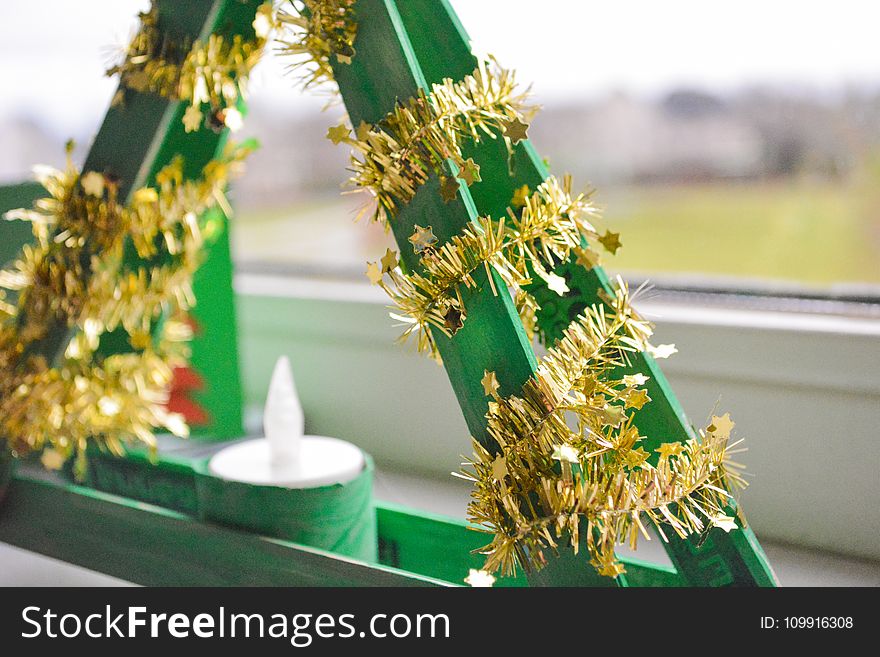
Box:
<box><xmin>330</xmin><ymin>0</ymin><xmax>615</xmax><ymax>586</ymax></box>
<box><xmin>26</xmin><ymin>1</ymin><xmax>229</xmax><ymax>366</ymax></box>
<box><xmin>187</xmin><ymin>207</ymin><xmax>245</xmax><ymax>438</ymax></box>
<box><xmin>389</xmin><ymin>0</ymin><xmax>776</xmax><ymax>587</ymax></box>
<box><xmin>90</xmin><ymin>0</ymin><xmax>260</xmax><ymax>437</ymax></box>
<box><xmin>0</xmin><ymin>460</ymin><xmax>681</xmax><ymax>587</ymax></box>
<box><xmin>332</xmin><ymin>0</ymin><xmax>538</xmax><ymax>448</ymax></box>
<box><xmin>377</xmin><ymin>501</ymin><xmax>527</xmax><ymax>587</ymax></box>
<box><xmin>376</xmin><ymin>502</ymin><xmax>683</xmax><ymax>587</ymax></box>
<box><xmin>1</xmin><ymin>181</ymin><xmax>244</xmax><ymax>438</ymax></box>
<box><xmin>84</xmin><ymin>437</ymin><xmax>683</xmax><ymax>586</ymax></box>
<box><xmin>0</xmin><ymin>467</ymin><xmax>445</xmax><ymax>587</ymax></box>
<box><xmin>13</xmin><ymin>1</ymin><xmax>253</xmax><ymax>433</ymax></box>
<box><xmin>0</xmin><ymin>182</ymin><xmax>44</xmax><ymax>266</ymax></box>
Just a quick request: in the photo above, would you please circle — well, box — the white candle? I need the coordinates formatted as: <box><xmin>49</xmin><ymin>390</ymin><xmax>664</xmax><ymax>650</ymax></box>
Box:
<box><xmin>264</xmin><ymin>355</ymin><xmax>303</xmax><ymax>468</ymax></box>
<box><xmin>208</xmin><ymin>356</ymin><xmax>365</xmax><ymax>488</ymax></box>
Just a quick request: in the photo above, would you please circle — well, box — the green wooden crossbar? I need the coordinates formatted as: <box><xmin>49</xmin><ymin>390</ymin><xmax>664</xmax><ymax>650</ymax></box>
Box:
<box><xmin>330</xmin><ymin>0</ymin><xmax>776</xmax><ymax>587</ymax></box>
<box><xmin>0</xmin><ymin>465</ymin><xmax>444</xmax><ymax>587</ymax></box>
<box><xmin>1</xmin><ymin>459</ymin><xmax>682</xmax><ymax>587</ymax></box>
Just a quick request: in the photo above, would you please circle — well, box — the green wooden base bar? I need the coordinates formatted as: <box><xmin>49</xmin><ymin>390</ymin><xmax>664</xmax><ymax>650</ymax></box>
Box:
<box><xmin>0</xmin><ymin>466</ymin><xmax>440</xmax><ymax>587</ymax></box>
<box><xmin>0</xmin><ymin>440</ymin><xmax>683</xmax><ymax>587</ymax></box>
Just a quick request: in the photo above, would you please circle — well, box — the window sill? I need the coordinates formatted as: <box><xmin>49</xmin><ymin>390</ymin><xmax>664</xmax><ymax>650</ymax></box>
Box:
<box><xmin>233</xmin><ymin>273</ymin><xmax>880</xmax><ymax>562</ymax></box>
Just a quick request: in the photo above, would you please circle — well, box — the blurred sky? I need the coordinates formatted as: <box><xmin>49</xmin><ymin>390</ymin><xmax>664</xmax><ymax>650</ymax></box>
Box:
<box><xmin>0</xmin><ymin>0</ymin><xmax>878</xmax><ymax>137</ymax></box>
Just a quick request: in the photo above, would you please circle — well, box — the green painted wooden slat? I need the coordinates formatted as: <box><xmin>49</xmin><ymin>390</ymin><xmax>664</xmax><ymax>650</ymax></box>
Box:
<box><xmin>0</xmin><ymin>178</ymin><xmax>245</xmax><ymax>437</ymax></box>
<box><xmin>6</xmin><ymin>1</ymin><xmax>252</xmax><ymax>437</ymax></box>
<box><xmin>329</xmin><ymin>0</ymin><xmax>617</xmax><ymax>587</ymax></box>
<box><xmin>0</xmin><ymin>467</ymin><xmax>444</xmax><ymax>587</ymax></box>
<box><xmin>24</xmin><ymin>2</ymin><xmax>233</xmax><ymax>368</ymax></box>
<box><xmin>332</xmin><ymin>1</ymin><xmax>537</xmax><ymax>447</ymax></box>
<box><xmin>0</xmin><ymin>179</ymin><xmax>244</xmax><ymax>438</ymax></box>
<box><xmin>0</xmin><ymin>182</ymin><xmax>44</xmax><ymax>266</ymax></box>
<box><xmin>70</xmin><ymin>434</ymin><xmax>683</xmax><ymax>585</ymax></box>
<box><xmin>376</xmin><ymin>501</ymin><xmax>527</xmax><ymax>587</ymax></box>
<box><xmin>188</xmin><ymin>207</ymin><xmax>245</xmax><ymax>438</ymax></box>
<box><xmin>1</xmin><ymin>461</ymin><xmax>682</xmax><ymax>587</ymax></box>
<box><xmin>390</xmin><ymin>0</ymin><xmax>776</xmax><ymax>588</ymax></box>
<box><xmin>335</xmin><ymin>0</ymin><xmax>775</xmax><ymax>586</ymax></box>
<box><xmin>375</xmin><ymin>502</ymin><xmax>683</xmax><ymax>587</ymax></box>
<box><xmin>89</xmin><ymin>0</ymin><xmax>261</xmax><ymax>437</ymax></box>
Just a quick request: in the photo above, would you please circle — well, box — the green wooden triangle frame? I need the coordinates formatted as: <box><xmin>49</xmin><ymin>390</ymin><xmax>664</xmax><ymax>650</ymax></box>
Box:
<box><xmin>0</xmin><ymin>0</ymin><xmax>777</xmax><ymax>587</ymax></box>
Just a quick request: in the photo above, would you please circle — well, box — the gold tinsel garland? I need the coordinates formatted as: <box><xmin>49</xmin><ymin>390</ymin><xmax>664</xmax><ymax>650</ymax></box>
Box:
<box><xmin>459</xmin><ymin>282</ymin><xmax>745</xmax><ymax>577</ymax></box>
<box><xmin>331</xmin><ymin>58</ymin><xmax>535</xmax><ymax>224</ymax></box>
<box><xmin>0</xmin><ymin>0</ymin><xmax>267</xmax><ymax>469</ymax></box>
<box><xmin>368</xmin><ymin>175</ymin><xmax>608</xmax><ymax>357</ymax></box>
<box><xmin>281</xmin><ymin>0</ymin><xmax>748</xmax><ymax>579</ymax></box>
<box><xmin>107</xmin><ymin>2</ymin><xmax>275</xmax><ymax>132</ymax></box>
<box><xmin>276</xmin><ymin>0</ymin><xmax>358</xmax><ymax>91</ymax></box>
<box><xmin>1</xmin><ymin>142</ymin><xmax>252</xmax><ymax>467</ymax></box>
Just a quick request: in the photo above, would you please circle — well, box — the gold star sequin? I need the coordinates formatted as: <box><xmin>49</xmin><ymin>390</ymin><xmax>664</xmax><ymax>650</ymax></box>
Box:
<box><xmin>491</xmin><ymin>454</ymin><xmax>508</xmax><ymax>481</ymax></box>
<box><xmin>380</xmin><ymin>248</ymin><xmax>398</xmax><ymax>272</ymax></box>
<box><xmin>408</xmin><ymin>224</ymin><xmax>438</xmax><ymax>253</ymax></box>
<box><xmin>623</xmin><ymin>446</ymin><xmax>650</xmax><ymax>468</ymax></box>
<box><xmin>623</xmin><ymin>373</ymin><xmax>649</xmax><ymax>387</ymax></box>
<box><xmin>503</xmin><ymin>117</ymin><xmax>529</xmax><ymax>143</ymax></box>
<box><xmin>222</xmin><ymin>107</ymin><xmax>243</xmax><ymax>132</ymax></box>
<box><xmin>132</xmin><ymin>187</ymin><xmax>158</xmax><ymax>205</ymax></box>
<box><xmin>708</xmin><ymin>413</ymin><xmax>735</xmax><ymax>439</ymax></box>
<box><xmin>458</xmin><ymin>158</ymin><xmax>481</xmax><ymax>185</ymax></box>
<box><xmin>252</xmin><ymin>3</ymin><xmax>275</xmax><ymax>38</ymax></box>
<box><xmin>80</xmin><ymin>172</ymin><xmax>105</xmax><ymax>197</ymax></box>
<box><xmin>439</xmin><ymin>175</ymin><xmax>460</xmax><ymax>203</ymax></box>
<box><xmin>356</xmin><ymin>120</ymin><xmax>371</xmax><ymax>141</ymax></box>
<box><xmin>443</xmin><ymin>306</ymin><xmax>465</xmax><ymax>334</ymax></box>
<box><xmin>481</xmin><ymin>370</ymin><xmax>500</xmax><ymax>397</ymax></box>
<box><xmin>551</xmin><ymin>444</ymin><xmax>579</xmax><ymax>463</ymax></box>
<box><xmin>510</xmin><ymin>184</ymin><xmax>530</xmax><ymax>208</ymax></box>
<box><xmin>712</xmin><ymin>515</ymin><xmax>739</xmax><ymax>533</ymax></box>
<box><xmin>464</xmin><ymin>569</ymin><xmax>496</xmax><ymax>587</ymax></box>
<box><xmin>624</xmin><ymin>388</ymin><xmax>650</xmax><ymax>410</ymax></box>
<box><xmin>327</xmin><ymin>123</ymin><xmax>350</xmax><ymax>144</ymax></box>
<box><xmin>598</xmin><ymin>230</ymin><xmax>622</xmax><ymax>254</ymax></box>
<box><xmin>597</xmin><ymin>560</ymin><xmax>625</xmax><ymax>578</ymax></box>
<box><xmin>129</xmin><ymin>330</ymin><xmax>152</xmax><ymax>350</ymax></box>
<box><xmin>182</xmin><ymin>104</ymin><xmax>203</xmax><ymax>133</ymax></box>
<box><xmin>575</xmin><ymin>247</ymin><xmax>600</xmax><ymax>270</ymax></box>
<box><xmin>656</xmin><ymin>442</ymin><xmax>685</xmax><ymax>460</ymax></box>
<box><xmin>600</xmin><ymin>405</ymin><xmax>625</xmax><ymax>427</ymax></box>
<box><xmin>546</xmin><ymin>272</ymin><xmax>569</xmax><ymax>295</ymax></box>
<box><xmin>40</xmin><ymin>448</ymin><xmax>65</xmax><ymax>471</ymax></box>
<box><xmin>365</xmin><ymin>262</ymin><xmax>383</xmax><ymax>285</ymax></box>
<box><xmin>648</xmin><ymin>343</ymin><xmax>677</xmax><ymax>359</ymax></box>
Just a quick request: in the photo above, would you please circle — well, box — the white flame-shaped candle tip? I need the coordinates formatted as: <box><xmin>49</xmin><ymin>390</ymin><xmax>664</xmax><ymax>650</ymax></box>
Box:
<box><xmin>208</xmin><ymin>354</ymin><xmax>364</xmax><ymax>487</ymax></box>
<box><xmin>264</xmin><ymin>355</ymin><xmax>303</xmax><ymax>467</ymax></box>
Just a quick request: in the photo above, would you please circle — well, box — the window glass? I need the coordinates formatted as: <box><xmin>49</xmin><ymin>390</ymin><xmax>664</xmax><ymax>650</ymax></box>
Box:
<box><xmin>2</xmin><ymin>1</ymin><xmax>878</xmax><ymax>290</ymax></box>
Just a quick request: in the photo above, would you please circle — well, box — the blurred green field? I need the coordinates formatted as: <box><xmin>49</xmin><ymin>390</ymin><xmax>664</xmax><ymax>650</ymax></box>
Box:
<box><xmin>234</xmin><ymin>180</ymin><xmax>880</xmax><ymax>287</ymax></box>
<box><xmin>600</xmin><ymin>180</ymin><xmax>880</xmax><ymax>286</ymax></box>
